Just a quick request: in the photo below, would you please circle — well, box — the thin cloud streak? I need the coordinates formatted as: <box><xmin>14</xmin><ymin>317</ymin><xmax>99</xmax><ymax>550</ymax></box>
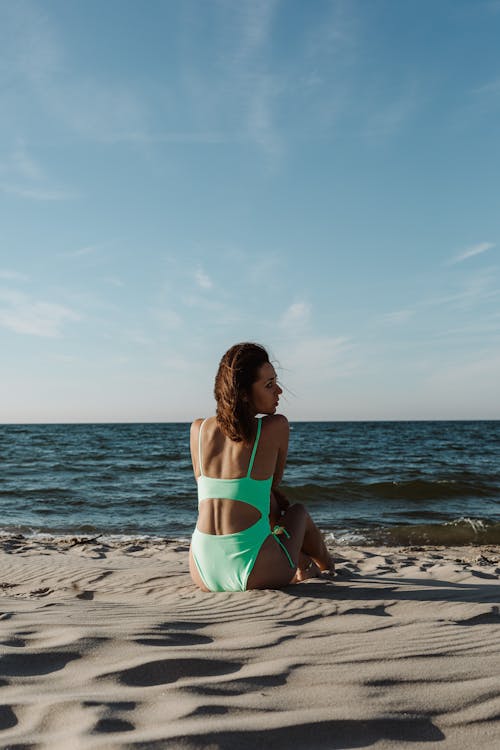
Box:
<box><xmin>62</xmin><ymin>245</ymin><xmax>101</xmax><ymax>259</ymax></box>
<box><xmin>472</xmin><ymin>78</ymin><xmax>500</xmax><ymax>96</ymax></box>
<box><xmin>0</xmin><ymin>183</ymin><xmax>76</xmax><ymax>201</ymax></box>
<box><xmin>449</xmin><ymin>242</ymin><xmax>495</xmax><ymax>264</ymax></box>
<box><xmin>379</xmin><ymin>309</ymin><xmax>415</xmax><ymax>325</ymax></box>
<box><xmin>99</xmin><ymin>131</ymin><xmax>242</xmax><ymax>144</ymax></box>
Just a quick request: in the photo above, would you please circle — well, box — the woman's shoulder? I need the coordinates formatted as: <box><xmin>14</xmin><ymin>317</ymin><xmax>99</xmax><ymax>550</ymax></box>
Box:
<box><xmin>261</xmin><ymin>413</ymin><xmax>289</xmax><ymax>434</ymax></box>
<box><xmin>190</xmin><ymin>416</ymin><xmax>211</xmax><ymax>439</ymax></box>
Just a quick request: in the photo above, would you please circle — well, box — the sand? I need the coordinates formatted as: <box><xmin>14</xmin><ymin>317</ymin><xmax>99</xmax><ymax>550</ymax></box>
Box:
<box><xmin>1</xmin><ymin>535</ymin><xmax>499</xmax><ymax>750</ymax></box>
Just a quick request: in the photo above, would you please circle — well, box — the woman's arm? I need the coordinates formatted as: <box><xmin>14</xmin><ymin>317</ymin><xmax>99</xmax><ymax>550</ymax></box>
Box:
<box><xmin>271</xmin><ymin>414</ymin><xmax>290</xmax><ymax>489</ymax></box>
<box><xmin>270</xmin><ymin>415</ymin><xmax>290</xmax><ymax>519</ymax></box>
<box><xmin>189</xmin><ymin>418</ymin><xmax>204</xmax><ymax>479</ymax></box>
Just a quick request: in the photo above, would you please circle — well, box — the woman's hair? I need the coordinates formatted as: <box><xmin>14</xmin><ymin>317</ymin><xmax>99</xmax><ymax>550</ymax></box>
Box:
<box><xmin>214</xmin><ymin>342</ymin><xmax>270</xmax><ymax>442</ymax></box>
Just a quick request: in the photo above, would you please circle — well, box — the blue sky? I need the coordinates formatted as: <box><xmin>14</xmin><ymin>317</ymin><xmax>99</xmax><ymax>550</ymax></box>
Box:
<box><xmin>1</xmin><ymin>0</ymin><xmax>499</xmax><ymax>422</ymax></box>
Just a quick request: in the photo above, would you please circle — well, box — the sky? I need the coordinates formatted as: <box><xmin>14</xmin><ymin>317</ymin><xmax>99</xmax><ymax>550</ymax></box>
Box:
<box><xmin>1</xmin><ymin>0</ymin><xmax>500</xmax><ymax>423</ymax></box>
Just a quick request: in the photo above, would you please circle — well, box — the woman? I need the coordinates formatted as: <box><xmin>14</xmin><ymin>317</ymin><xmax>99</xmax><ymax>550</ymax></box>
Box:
<box><xmin>189</xmin><ymin>342</ymin><xmax>333</xmax><ymax>592</ymax></box>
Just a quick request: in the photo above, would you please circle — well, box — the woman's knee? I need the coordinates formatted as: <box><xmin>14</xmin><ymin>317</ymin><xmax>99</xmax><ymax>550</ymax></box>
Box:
<box><xmin>288</xmin><ymin>502</ymin><xmax>306</xmax><ymax>516</ymax></box>
<box><xmin>280</xmin><ymin>503</ymin><xmax>309</xmax><ymax>539</ymax></box>
<box><xmin>287</xmin><ymin>502</ymin><xmax>313</xmax><ymax>525</ymax></box>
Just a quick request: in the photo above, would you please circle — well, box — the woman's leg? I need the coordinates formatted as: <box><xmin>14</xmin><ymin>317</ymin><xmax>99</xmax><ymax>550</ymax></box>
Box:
<box><xmin>269</xmin><ymin>492</ymin><xmax>332</xmax><ymax>577</ymax></box>
<box><xmin>189</xmin><ymin>547</ymin><xmax>210</xmax><ymax>592</ymax></box>
<box><xmin>278</xmin><ymin>503</ymin><xmax>332</xmax><ymax>571</ymax></box>
<box><xmin>247</xmin><ymin>503</ymin><xmax>333</xmax><ymax>589</ymax></box>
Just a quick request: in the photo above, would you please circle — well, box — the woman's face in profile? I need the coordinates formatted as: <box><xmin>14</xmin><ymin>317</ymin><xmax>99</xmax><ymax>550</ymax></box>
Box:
<box><xmin>249</xmin><ymin>362</ymin><xmax>283</xmax><ymax>415</ymax></box>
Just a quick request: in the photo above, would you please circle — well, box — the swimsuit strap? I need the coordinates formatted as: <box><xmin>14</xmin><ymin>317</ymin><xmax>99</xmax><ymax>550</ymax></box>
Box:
<box><xmin>198</xmin><ymin>418</ymin><xmax>208</xmax><ymax>476</ymax></box>
<box><xmin>246</xmin><ymin>418</ymin><xmax>262</xmax><ymax>478</ymax></box>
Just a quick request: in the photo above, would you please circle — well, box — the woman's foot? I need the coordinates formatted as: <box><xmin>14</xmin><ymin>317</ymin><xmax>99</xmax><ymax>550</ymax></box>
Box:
<box><xmin>293</xmin><ymin>556</ymin><xmax>321</xmax><ymax>582</ymax></box>
<box><xmin>319</xmin><ymin>555</ymin><xmax>336</xmax><ymax>579</ymax></box>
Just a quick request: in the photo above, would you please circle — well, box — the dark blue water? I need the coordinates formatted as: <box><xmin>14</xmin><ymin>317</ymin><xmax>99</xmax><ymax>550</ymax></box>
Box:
<box><xmin>1</xmin><ymin>421</ymin><xmax>499</xmax><ymax>545</ymax></box>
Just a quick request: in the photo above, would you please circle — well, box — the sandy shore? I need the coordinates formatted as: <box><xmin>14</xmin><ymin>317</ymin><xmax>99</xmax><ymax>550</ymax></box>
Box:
<box><xmin>1</xmin><ymin>535</ymin><xmax>499</xmax><ymax>749</ymax></box>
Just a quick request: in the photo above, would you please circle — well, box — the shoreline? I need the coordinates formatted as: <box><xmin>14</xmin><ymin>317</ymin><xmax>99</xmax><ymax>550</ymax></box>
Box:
<box><xmin>2</xmin><ymin>515</ymin><xmax>500</xmax><ymax>549</ymax></box>
<box><xmin>1</xmin><ymin>536</ymin><xmax>499</xmax><ymax>748</ymax></box>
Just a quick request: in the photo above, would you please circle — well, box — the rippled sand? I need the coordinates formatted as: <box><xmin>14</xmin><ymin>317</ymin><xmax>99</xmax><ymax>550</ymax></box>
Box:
<box><xmin>1</xmin><ymin>535</ymin><xmax>499</xmax><ymax>749</ymax></box>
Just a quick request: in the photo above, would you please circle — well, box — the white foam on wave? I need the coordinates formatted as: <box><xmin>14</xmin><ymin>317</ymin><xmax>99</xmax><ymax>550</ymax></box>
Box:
<box><xmin>444</xmin><ymin>517</ymin><xmax>487</xmax><ymax>533</ymax></box>
<box><xmin>0</xmin><ymin>528</ymin><xmax>191</xmax><ymax>545</ymax></box>
<box><xmin>325</xmin><ymin>529</ymin><xmax>369</xmax><ymax>545</ymax></box>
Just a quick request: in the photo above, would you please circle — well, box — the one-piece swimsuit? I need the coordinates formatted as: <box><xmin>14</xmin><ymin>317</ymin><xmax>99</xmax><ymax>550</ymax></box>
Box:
<box><xmin>190</xmin><ymin>417</ymin><xmax>294</xmax><ymax>592</ymax></box>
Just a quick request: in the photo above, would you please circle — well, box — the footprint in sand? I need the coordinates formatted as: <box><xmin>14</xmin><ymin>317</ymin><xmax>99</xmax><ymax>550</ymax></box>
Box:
<box><xmin>455</xmin><ymin>606</ymin><xmax>500</xmax><ymax>626</ymax></box>
<box><xmin>342</xmin><ymin>604</ymin><xmax>392</xmax><ymax>617</ymax></box>
<box><xmin>183</xmin><ymin>669</ymin><xmax>290</xmax><ymax>697</ymax></box>
<box><xmin>0</xmin><ymin>704</ymin><xmax>18</xmax><ymax>730</ymax></box>
<box><xmin>0</xmin><ymin>651</ymin><xmax>80</xmax><ymax>677</ymax></box>
<box><xmin>0</xmin><ymin>636</ymin><xmax>27</xmax><ymax>647</ymax></box>
<box><xmin>76</xmin><ymin>590</ymin><xmax>94</xmax><ymax>600</ymax></box>
<box><xmin>92</xmin><ymin>717</ymin><xmax>135</xmax><ymax>733</ymax></box>
<box><xmin>84</xmin><ymin>701</ymin><xmax>136</xmax><ymax>711</ymax></box>
<box><xmin>134</xmin><ymin>631</ymin><xmax>212</xmax><ymax>647</ymax></box>
<box><xmin>470</xmin><ymin>569</ymin><xmax>498</xmax><ymax>580</ymax></box>
<box><xmin>107</xmin><ymin>657</ymin><xmax>242</xmax><ymax>687</ymax></box>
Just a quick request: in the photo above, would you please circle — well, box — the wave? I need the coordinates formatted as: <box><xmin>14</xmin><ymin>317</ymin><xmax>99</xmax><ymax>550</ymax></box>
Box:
<box><xmin>2</xmin><ymin>518</ymin><xmax>499</xmax><ymax>548</ymax></box>
<box><xmin>284</xmin><ymin>478</ymin><xmax>498</xmax><ymax>503</ymax></box>
<box><xmin>329</xmin><ymin>518</ymin><xmax>500</xmax><ymax>546</ymax></box>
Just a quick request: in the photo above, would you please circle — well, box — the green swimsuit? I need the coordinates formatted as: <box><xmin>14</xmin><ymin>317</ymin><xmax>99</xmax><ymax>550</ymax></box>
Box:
<box><xmin>190</xmin><ymin>417</ymin><xmax>295</xmax><ymax>592</ymax></box>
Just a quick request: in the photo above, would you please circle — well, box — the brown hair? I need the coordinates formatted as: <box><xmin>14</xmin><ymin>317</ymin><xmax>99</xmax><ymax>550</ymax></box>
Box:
<box><xmin>214</xmin><ymin>342</ymin><xmax>270</xmax><ymax>443</ymax></box>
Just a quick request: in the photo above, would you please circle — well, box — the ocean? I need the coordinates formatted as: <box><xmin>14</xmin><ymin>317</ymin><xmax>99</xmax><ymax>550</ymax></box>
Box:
<box><xmin>1</xmin><ymin>421</ymin><xmax>499</xmax><ymax>546</ymax></box>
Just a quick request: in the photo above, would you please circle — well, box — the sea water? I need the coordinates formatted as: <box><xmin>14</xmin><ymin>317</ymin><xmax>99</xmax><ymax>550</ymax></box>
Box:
<box><xmin>1</xmin><ymin>421</ymin><xmax>499</xmax><ymax>545</ymax></box>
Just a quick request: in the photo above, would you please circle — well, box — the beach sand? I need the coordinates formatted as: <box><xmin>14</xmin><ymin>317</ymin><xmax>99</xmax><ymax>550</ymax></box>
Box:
<box><xmin>1</xmin><ymin>535</ymin><xmax>499</xmax><ymax>749</ymax></box>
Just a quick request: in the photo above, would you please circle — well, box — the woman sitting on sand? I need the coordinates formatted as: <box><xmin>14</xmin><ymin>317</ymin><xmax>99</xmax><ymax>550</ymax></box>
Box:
<box><xmin>189</xmin><ymin>342</ymin><xmax>333</xmax><ymax>592</ymax></box>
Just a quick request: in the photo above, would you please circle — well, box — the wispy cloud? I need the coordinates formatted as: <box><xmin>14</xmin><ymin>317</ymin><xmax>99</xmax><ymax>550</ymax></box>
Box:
<box><xmin>364</xmin><ymin>88</ymin><xmax>420</xmax><ymax>138</ymax></box>
<box><xmin>195</xmin><ymin>268</ymin><xmax>213</xmax><ymax>290</ymax></box>
<box><xmin>0</xmin><ymin>270</ymin><xmax>29</xmax><ymax>282</ymax></box>
<box><xmin>61</xmin><ymin>244</ymin><xmax>102</xmax><ymax>259</ymax></box>
<box><xmin>177</xmin><ymin>0</ymin><xmax>283</xmax><ymax>159</ymax></box>
<box><xmin>418</xmin><ymin>266</ymin><xmax>499</xmax><ymax>311</ymax></box>
<box><xmin>99</xmin><ymin>131</ymin><xmax>239</xmax><ymax>144</ymax></box>
<box><xmin>282</xmin><ymin>335</ymin><xmax>355</xmax><ymax>381</ymax></box>
<box><xmin>428</xmin><ymin>316</ymin><xmax>500</xmax><ymax>341</ymax></box>
<box><xmin>424</xmin><ymin>351</ymin><xmax>500</xmax><ymax>395</ymax></box>
<box><xmin>278</xmin><ymin>300</ymin><xmax>355</xmax><ymax>383</ymax></box>
<box><xmin>0</xmin><ymin>183</ymin><xmax>76</xmax><ymax>201</ymax></box>
<box><xmin>280</xmin><ymin>301</ymin><xmax>311</xmax><ymax>328</ymax></box>
<box><xmin>379</xmin><ymin>309</ymin><xmax>415</xmax><ymax>325</ymax></box>
<box><xmin>103</xmin><ymin>277</ymin><xmax>124</xmax><ymax>288</ymax></box>
<box><xmin>0</xmin><ymin>290</ymin><xmax>81</xmax><ymax>337</ymax></box>
<box><xmin>152</xmin><ymin>307</ymin><xmax>182</xmax><ymax>330</ymax></box>
<box><xmin>0</xmin><ymin>143</ymin><xmax>75</xmax><ymax>201</ymax></box>
<box><xmin>448</xmin><ymin>241</ymin><xmax>495</xmax><ymax>264</ymax></box>
<box><xmin>1</xmin><ymin>2</ymin><xmax>148</xmax><ymax>143</ymax></box>
<box><xmin>224</xmin><ymin>0</ymin><xmax>283</xmax><ymax>158</ymax></box>
<box><xmin>10</xmin><ymin>144</ymin><xmax>44</xmax><ymax>181</ymax></box>
<box><xmin>472</xmin><ymin>78</ymin><xmax>500</xmax><ymax>96</ymax></box>
<box><xmin>124</xmin><ymin>328</ymin><xmax>155</xmax><ymax>347</ymax></box>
